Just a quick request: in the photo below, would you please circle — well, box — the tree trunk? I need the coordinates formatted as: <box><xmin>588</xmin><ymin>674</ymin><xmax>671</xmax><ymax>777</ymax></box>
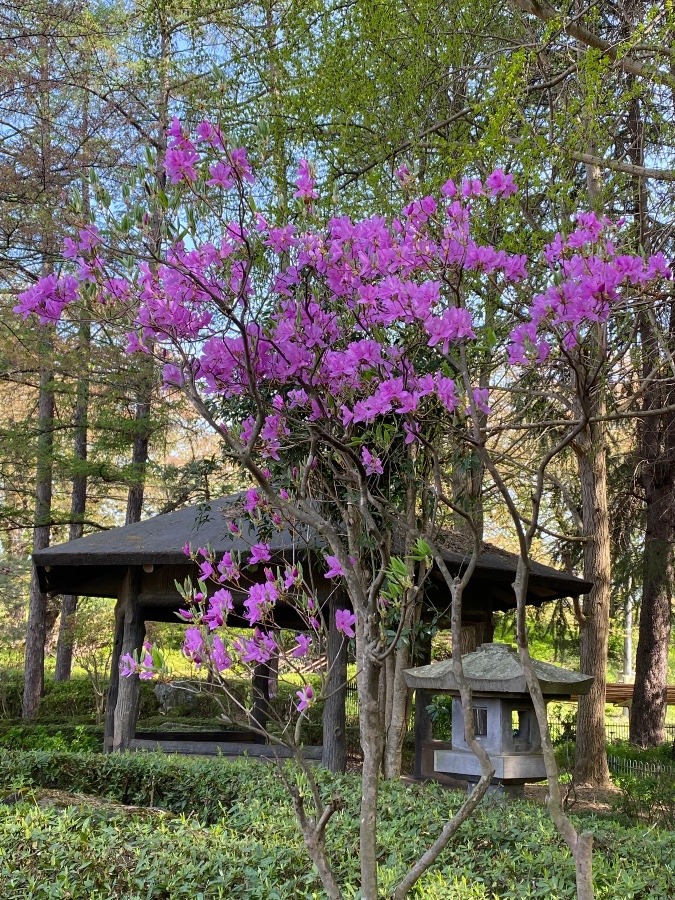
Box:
<box><xmin>574</xmin><ymin>420</ymin><xmax>611</xmax><ymax>786</ymax></box>
<box><xmin>626</xmin><ymin>77</ymin><xmax>675</xmax><ymax>748</ymax></box>
<box><xmin>412</xmin><ymin>632</ymin><xmax>432</xmax><ymax>780</ymax></box>
<box><xmin>22</xmin><ymin>337</ymin><xmax>55</xmax><ymax>720</ymax></box>
<box><xmin>54</xmin><ymin>318</ymin><xmax>90</xmax><ymax>681</ymax></box>
<box><xmin>383</xmin><ymin>607</ymin><xmax>416</xmax><ymax>778</ymax></box>
<box><xmin>356</xmin><ymin>613</ymin><xmax>383</xmax><ymax>900</ymax></box>
<box><xmin>322</xmin><ymin>593</ymin><xmax>347</xmax><ymax>773</ymax></box>
<box><xmin>55</xmin><ymin>86</ymin><xmax>92</xmax><ymax>680</ymax></box>
<box><xmin>631</xmin><ymin>486</ymin><xmax>674</xmax><ymax>745</ymax></box>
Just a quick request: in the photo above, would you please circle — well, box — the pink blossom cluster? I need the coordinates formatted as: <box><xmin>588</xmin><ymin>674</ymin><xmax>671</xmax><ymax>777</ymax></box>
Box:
<box><xmin>165</xmin><ymin>532</ymin><xmax>357</xmax><ymax>713</ymax></box>
<box><xmin>13</xmin><ymin>122</ymin><xmax>672</xmax><ymax>721</ymax></box>
<box><xmin>508</xmin><ymin>212</ymin><xmax>672</xmax><ymax>362</ymax></box>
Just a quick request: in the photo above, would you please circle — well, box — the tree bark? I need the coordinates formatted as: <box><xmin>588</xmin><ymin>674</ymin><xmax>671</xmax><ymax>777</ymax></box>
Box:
<box><xmin>628</xmin><ymin>93</ymin><xmax>675</xmax><ymax>745</ymax></box>
<box><xmin>22</xmin><ymin>334</ymin><xmax>55</xmax><ymax>720</ymax></box>
<box><xmin>322</xmin><ymin>593</ymin><xmax>348</xmax><ymax>773</ymax></box>
<box><xmin>574</xmin><ymin>420</ymin><xmax>611</xmax><ymax>786</ymax></box>
<box><xmin>383</xmin><ymin>608</ymin><xmax>415</xmax><ymax>778</ymax></box>
<box><xmin>54</xmin><ymin>317</ymin><xmax>90</xmax><ymax>681</ymax></box>
<box><xmin>631</xmin><ymin>486</ymin><xmax>674</xmax><ymax>745</ymax></box>
<box><xmin>356</xmin><ymin>611</ymin><xmax>383</xmax><ymax>900</ymax></box>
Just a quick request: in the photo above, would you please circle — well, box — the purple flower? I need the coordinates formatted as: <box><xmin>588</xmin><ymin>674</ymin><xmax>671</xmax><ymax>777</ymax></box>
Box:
<box><xmin>296</xmin><ymin>683</ymin><xmax>315</xmax><ymax>713</ymax></box>
<box><xmin>293</xmin><ymin>159</ymin><xmax>318</xmax><ymax>200</ymax></box>
<box><xmin>230</xmin><ymin>146</ymin><xmax>255</xmax><ymax>183</ymax></box>
<box><xmin>119</xmin><ymin>653</ymin><xmax>137</xmax><ymax>677</ymax></box>
<box><xmin>361</xmin><ymin>446</ymin><xmax>384</xmax><ymax>476</ymax></box>
<box><xmin>207</xmin><ymin>161</ymin><xmax>234</xmax><ymax>189</ymax></box>
<box><xmin>243</xmin><ymin>582</ymin><xmax>278</xmax><ymax>625</ymax></box>
<box><xmin>472</xmin><ymin>388</ymin><xmax>492</xmax><ymax>416</ymax></box>
<box><xmin>283</xmin><ymin>566</ymin><xmax>300</xmax><ymax>590</ymax></box>
<box><xmin>211</xmin><ymin>635</ymin><xmax>232</xmax><ymax>672</ymax></box>
<box><xmin>291</xmin><ymin>633</ymin><xmax>312</xmax><ymax>658</ymax></box>
<box><xmin>248</xmin><ymin>543</ymin><xmax>271</xmax><ymax>566</ymax></box>
<box><xmin>485</xmin><ymin>168</ymin><xmax>518</xmax><ymax>198</ymax></box>
<box><xmin>199</xmin><ymin>560</ymin><xmax>215</xmax><ymax>580</ymax></box>
<box><xmin>244</xmin><ymin>487</ymin><xmax>260</xmax><ymax>513</ymax></box>
<box><xmin>234</xmin><ymin>629</ymin><xmax>277</xmax><ymax>665</ymax></box>
<box><xmin>335</xmin><ymin>609</ymin><xmax>356</xmax><ymax>638</ymax></box>
<box><xmin>217</xmin><ymin>552</ymin><xmax>240</xmax><ymax>582</ymax></box>
<box><xmin>165</xmin><ymin>145</ymin><xmax>199</xmax><ymax>183</ymax></box>
<box><xmin>324</xmin><ymin>554</ymin><xmax>344</xmax><ymax>579</ymax></box>
<box><xmin>425</xmin><ymin>307</ymin><xmax>475</xmax><ymax>354</ymax></box>
<box><xmin>139</xmin><ymin>645</ymin><xmax>155</xmax><ymax>680</ymax></box>
<box><xmin>203</xmin><ymin>589</ymin><xmax>234</xmax><ymax>629</ymax></box>
<box><xmin>183</xmin><ymin>627</ymin><xmax>204</xmax><ymax>665</ymax></box>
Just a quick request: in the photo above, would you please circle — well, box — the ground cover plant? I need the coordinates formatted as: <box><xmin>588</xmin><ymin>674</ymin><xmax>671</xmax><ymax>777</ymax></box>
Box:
<box><xmin>0</xmin><ymin>753</ymin><xmax>674</xmax><ymax>899</ymax></box>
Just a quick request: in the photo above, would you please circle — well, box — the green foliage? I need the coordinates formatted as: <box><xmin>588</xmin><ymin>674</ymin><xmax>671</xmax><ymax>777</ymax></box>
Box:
<box><xmin>0</xmin><ymin>753</ymin><xmax>675</xmax><ymax>897</ymax></box>
<box><xmin>606</xmin><ymin>740</ymin><xmax>674</xmax><ymax>767</ymax></box>
<box><xmin>614</xmin><ymin>772</ymin><xmax>675</xmax><ymax>830</ymax></box>
<box><xmin>426</xmin><ymin>694</ymin><xmax>453</xmax><ymax>741</ymax></box>
<box><xmin>0</xmin><ymin>725</ymin><xmax>100</xmax><ymax>753</ymax></box>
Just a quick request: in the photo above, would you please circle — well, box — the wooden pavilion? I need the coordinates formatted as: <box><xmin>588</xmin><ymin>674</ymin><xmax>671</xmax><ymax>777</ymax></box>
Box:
<box><xmin>32</xmin><ymin>495</ymin><xmax>592</xmax><ymax>770</ymax></box>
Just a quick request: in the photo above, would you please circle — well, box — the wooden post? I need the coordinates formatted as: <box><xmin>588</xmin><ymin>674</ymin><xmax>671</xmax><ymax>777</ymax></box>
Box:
<box><xmin>322</xmin><ymin>593</ymin><xmax>348</xmax><ymax>773</ymax></box>
<box><xmin>104</xmin><ymin>590</ymin><xmax>126</xmax><ymax>752</ymax></box>
<box><xmin>111</xmin><ymin>567</ymin><xmax>145</xmax><ymax>752</ymax></box>
<box><xmin>413</xmin><ymin>629</ymin><xmax>433</xmax><ymax>779</ymax></box>
<box><xmin>459</xmin><ymin>624</ymin><xmax>477</xmax><ymax>655</ymax></box>
<box><xmin>251</xmin><ymin>660</ymin><xmax>271</xmax><ymax>740</ymax></box>
<box><xmin>413</xmin><ymin>689</ymin><xmax>433</xmax><ymax>779</ymax></box>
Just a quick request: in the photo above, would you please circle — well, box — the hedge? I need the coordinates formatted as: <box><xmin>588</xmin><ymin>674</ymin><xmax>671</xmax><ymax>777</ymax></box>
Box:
<box><xmin>1</xmin><ymin>751</ymin><xmax>675</xmax><ymax>897</ymax></box>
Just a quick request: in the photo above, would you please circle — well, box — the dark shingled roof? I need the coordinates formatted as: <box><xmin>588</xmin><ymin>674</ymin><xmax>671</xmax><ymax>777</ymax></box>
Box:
<box><xmin>404</xmin><ymin>643</ymin><xmax>594</xmax><ymax>696</ymax></box>
<box><xmin>33</xmin><ymin>495</ymin><xmax>592</xmax><ymax>609</ymax></box>
<box><xmin>34</xmin><ymin>496</ymin><xmax>315</xmax><ymax>567</ymax></box>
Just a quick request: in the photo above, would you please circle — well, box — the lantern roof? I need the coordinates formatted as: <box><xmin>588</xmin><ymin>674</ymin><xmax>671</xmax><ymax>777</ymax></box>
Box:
<box><xmin>404</xmin><ymin>643</ymin><xmax>593</xmax><ymax>697</ymax></box>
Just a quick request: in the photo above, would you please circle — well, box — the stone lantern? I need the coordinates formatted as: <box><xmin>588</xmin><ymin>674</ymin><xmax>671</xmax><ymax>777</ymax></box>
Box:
<box><xmin>404</xmin><ymin>643</ymin><xmax>593</xmax><ymax>798</ymax></box>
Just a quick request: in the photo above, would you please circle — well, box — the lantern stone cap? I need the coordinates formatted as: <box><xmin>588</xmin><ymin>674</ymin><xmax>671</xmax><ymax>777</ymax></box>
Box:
<box><xmin>404</xmin><ymin>642</ymin><xmax>593</xmax><ymax>696</ymax></box>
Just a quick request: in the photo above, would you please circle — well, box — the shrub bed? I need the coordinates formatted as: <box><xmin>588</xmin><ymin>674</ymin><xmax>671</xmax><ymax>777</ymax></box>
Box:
<box><xmin>0</xmin><ymin>751</ymin><xmax>674</xmax><ymax>897</ymax></box>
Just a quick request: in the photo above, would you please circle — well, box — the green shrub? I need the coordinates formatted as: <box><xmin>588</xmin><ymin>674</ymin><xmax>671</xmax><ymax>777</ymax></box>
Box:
<box><xmin>614</xmin><ymin>771</ymin><xmax>675</xmax><ymax>829</ymax></box>
<box><xmin>607</xmin><ymin>739</ymin><xmax>674</xmax><ymax>766</ymax></box>
<box><xmin>1</xmin><ymin>754</ymin><xmax>675</xmax><ymax>897</ymax></box>
<box><xmin>0</xmin><ymin>669</ymin><xmax>24</xmax><ymax>718</ymax></box>
<box><xmin>0</xmin><ymin>724</ymin><xmax>101</xmax><ymax>752</ymax></box>
<box><xmin>0</xmin><ymin>750</ymin><xmax>259</xmax><ymax>823</ymax></box>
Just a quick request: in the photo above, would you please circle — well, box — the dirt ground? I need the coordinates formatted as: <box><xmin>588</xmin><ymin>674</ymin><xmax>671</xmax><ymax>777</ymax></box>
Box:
<box><xmin>524</xmin><ymin>781</ymin><xmax>621</xmax><ymax>816</ymax></box>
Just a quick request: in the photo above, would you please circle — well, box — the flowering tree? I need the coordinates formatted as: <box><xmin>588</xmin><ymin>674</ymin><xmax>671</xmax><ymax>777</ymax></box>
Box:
<box><xmin>16</xmin><ymin>119</ymin><xmax>671</xmax><ymax>899</ymax></box>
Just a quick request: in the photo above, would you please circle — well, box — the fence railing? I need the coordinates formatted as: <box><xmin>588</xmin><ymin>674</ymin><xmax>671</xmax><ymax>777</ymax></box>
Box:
<box><xmin>548</xmin><ymin>718</ymin><xmax>675</xmax><ymax>745</ymax></box>
<box><xmin>607</xmin><ymin>755</ymin><xmax>675</xmax><ymax>779</ymax></box>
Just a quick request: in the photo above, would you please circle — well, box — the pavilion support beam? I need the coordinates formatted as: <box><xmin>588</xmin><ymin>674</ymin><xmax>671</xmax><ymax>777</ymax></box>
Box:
<box><xmin>322</xmin><ymin>593</ymin><xmax>348</xmax><ymax>773</ymax></box>
<box><xmin>413</xmin><ymin>631</ymin><xmax>433</xmax><ymax>780</ymax></box>
<box><xmin>104</xmin><ymin>589</ymin><xmax>126</xmax><ymax>752</ymax></box>
<box><xmin>106</xmin><ymin>567</ymin><xmax>145</xmax><ymax>753</ymax></box>
<box><xmin>251</xmin><ymin>660</ymin><xmax>271</xmax><ymax>740</ymax></box>
<box><xmin>413</xmin><ymin>690</ymin><xmax>433</xmax><ymax>779</ymax></box>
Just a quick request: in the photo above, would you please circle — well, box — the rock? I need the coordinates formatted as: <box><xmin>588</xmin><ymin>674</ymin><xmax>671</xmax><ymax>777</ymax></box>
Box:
<box><xmin>154</xmin><ymin>682</ymin><xmax>201</xmax><ymax>714</ymax></box>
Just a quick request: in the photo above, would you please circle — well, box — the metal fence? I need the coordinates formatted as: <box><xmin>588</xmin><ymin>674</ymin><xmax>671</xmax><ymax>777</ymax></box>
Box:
<box><xmin>548</xmin><ymin>718</ymin><xmax>675</xmax><ymax>745</ymax></box>
<box><xmin>607</xmin><ymin>755</ymin><xmax>675</xmax><ymax>779</ymax></box>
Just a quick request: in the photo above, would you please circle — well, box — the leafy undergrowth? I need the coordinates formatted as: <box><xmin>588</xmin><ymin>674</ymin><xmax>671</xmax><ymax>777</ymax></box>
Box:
<box><xmin>0</xmin><ymin>752</ymin><xmax>674</xmax><ymax>898</ymax></box>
